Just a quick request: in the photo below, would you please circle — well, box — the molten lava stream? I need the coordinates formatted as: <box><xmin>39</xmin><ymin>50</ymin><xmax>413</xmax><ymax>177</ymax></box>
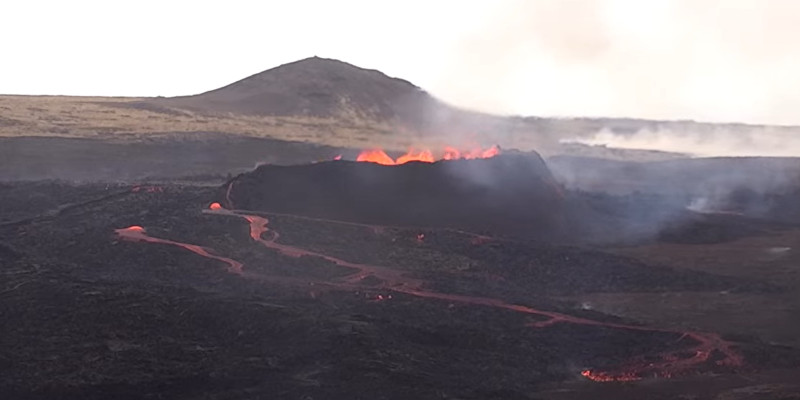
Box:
<box><xmin>115</xmin><ymin>225</ymin><xmax>243</xmax><ymax>274</ymax></box>
<box><xmin>207</xmin><ymin>202</ymin><xmax>419</xmax><ymax>287</ymax></box>
<box><xmin>235</xmin><ymin>211</ymin><xmax>423</xmax><ymax>289</ymax></box>
<box><xmin>391</xmin><ymin>287</ymin><xmax>742</xmax><ymax>380</ymax></box>
<box><xmin>222</xmin><ymin>204</ymin><xmax>743</xmax><ymax>381</ymax></box>
<box><xmin>123</xmin><ymin>200</ymin><xmax>744</xmax><ymax>382</ymax></box>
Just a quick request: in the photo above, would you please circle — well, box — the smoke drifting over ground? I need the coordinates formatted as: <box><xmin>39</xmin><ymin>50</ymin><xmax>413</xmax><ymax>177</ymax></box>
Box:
<box><xmin>548</xmin><ymin>154</ymin><xmax>800</xmax><ymax>244</ymax></box>
<box><xmin>564</xmin><ymin>126</ymin><xmax>800</xmax><ymax>157</ymax></box>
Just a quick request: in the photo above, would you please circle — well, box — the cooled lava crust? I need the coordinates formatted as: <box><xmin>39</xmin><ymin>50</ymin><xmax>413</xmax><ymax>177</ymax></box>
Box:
<box><xmin>228</xmin><ymin>153</ymin><xmax>565</xmax><ymax>240</ymax></box>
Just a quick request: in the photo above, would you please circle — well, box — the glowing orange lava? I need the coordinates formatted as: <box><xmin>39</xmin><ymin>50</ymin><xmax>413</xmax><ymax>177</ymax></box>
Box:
<box><xmin>356</xmin><ymin>149</ymin><xmax>397</xmax><ymax>165</ymax></box>
<box><xmin>119</xmin><ymin>182</ymin><xmax>744</xmax><ymax>382</ymax></box>
<box><xmin>442</xmin><ymin>146</ymin><xmax>501</xmax><ymax>160</ymax></box>
<box><xmin>395</xmin><ymin>149</ymin><xmax>435</xmax><ymax>164</ymax></box>
<box><xmin>115</xmin><ymin>225</ymin><xmax>243</xmax><ymax>274</ymax></box>
<box><xmin>356</xmin><ymin>145</ymin><xmax>500</xmax><ymax>165</ymax></box>
<box><xmin>581</xmin><ymin>370</ymin><xmax>640</xmax><ymax>382</ymax></box>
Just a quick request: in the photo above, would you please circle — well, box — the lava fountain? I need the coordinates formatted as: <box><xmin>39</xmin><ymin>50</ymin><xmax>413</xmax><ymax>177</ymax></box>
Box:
<box><xmin>355</xmin><ymin>145</ymin><xmax>500</xmax><ymax>165</ymax></box>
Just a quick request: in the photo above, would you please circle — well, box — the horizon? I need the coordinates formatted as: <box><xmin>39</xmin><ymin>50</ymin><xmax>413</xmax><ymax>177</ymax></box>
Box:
<box><xmin>3</xmin><ymin>0</ymin><xmax>800</xmax><ymax>127</ymax></box>
<box><xmin>7</xmin><ymin>54</ymin><xmax>800</xmax><ymax>130</ymax></box>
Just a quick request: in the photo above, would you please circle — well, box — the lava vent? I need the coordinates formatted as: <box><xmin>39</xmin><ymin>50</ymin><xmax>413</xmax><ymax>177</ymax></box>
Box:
<box><xmin>227</xmin><ymin>153</ymin><xmax>565</xmax><ymax>240</ymax></box>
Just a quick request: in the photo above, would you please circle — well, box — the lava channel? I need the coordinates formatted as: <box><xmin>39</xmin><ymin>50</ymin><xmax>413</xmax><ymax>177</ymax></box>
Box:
<box><xmin>218</xmin><ymin>202</ymin><xmax>744</xmax><ymax>381</ymax></box>
<box><xmin>115</xmin><ymin>225</ymin><xmax>242</xmax><ymax>274</ymax></box>
<box><xmin>118</xmin><ymin>199</ymin><xmax>745</xmax><ymax>382</ymax></box>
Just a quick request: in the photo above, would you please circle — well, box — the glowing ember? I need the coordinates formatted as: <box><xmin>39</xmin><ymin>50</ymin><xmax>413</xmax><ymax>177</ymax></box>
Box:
<box><xmin>209</xmin><ymin>202</ymin><xmax>223</xmax><ymax>210</ymax></box>
<box><xmin>371</xmin><ymin>294</ymin><xmax>392</xmax><ymax>302</ymax></box>
<box><xmin>581</xmin><ymin>370</ymin><xmax>640</xmax><ymax>382</ymax></box>
<box><xmin>356</xmin><ymin>145</ymin><xmax>500</xmax><ymax>165</ymax></box>
<box><xmin>333</xmin><ymin>155</ymin><xmax>342</xmax><ymax>160</ymax></box>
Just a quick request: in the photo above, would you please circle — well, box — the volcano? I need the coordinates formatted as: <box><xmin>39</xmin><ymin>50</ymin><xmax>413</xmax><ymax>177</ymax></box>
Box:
<box><xmin>227</xmin><ymin>153</ymin><xmax>565</xmax><ymax>240</ymax></box>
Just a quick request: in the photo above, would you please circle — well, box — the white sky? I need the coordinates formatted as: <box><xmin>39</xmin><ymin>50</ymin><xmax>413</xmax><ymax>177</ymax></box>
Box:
<box><xmin>3</xmin><ymin>0</ymin><xmax>800</xmax><ymax>125</ymax></box>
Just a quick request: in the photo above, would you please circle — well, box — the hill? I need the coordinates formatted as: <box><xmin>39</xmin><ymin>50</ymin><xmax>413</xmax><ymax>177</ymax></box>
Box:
<box><xmin>155</xmin><ymin>57</ymin><xmax>459</xmax><ymax>128</ymax></box>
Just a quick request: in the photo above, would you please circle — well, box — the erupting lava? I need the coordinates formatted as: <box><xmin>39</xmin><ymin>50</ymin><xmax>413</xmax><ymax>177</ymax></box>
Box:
<box><xmin>115</xmin><ymin>183</ymin><xmax>745</xmax><ymax>383</ymax></box>
<box><xmin>356</xmin><ymin>145</ymin><xmax>499</xmax><ymax>165</ymax></box>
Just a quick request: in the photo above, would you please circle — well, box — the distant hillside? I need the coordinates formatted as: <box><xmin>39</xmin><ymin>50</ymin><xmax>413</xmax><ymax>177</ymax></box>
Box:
<box><xmin>150</xmin><ymin>56</ymin><xmax>800</xmax><ymax>158</ymax></box>
<box><xmin>154</xmin><ymin>57</ymin><xmax>476</xmax><ymax>131</ymax></box>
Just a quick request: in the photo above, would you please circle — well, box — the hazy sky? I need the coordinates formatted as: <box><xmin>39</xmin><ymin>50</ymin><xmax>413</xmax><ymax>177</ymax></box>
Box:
<box><xmin>3</xmin><ymin>0</ymin><xmax>800</xmax><ymax>125</ymax></box>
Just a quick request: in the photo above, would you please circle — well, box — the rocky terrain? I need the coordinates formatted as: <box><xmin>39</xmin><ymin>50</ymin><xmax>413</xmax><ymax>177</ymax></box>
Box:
<box><xmin>3</xmin><ymin>56</ymin><xmax>800</xmax><ymax>399</ymax></box>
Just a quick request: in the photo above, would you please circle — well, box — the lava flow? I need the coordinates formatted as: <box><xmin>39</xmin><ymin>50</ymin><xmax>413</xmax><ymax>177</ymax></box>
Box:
<box><xmin>356</xmin><ymin>145</ymin><xmax>499</xmax><ymax>165</ymax></box>
<box><xmin>114</xmin><ymin>225</ymin><xmax>242</xmax><ymax>274</ymax></box>
<box><xmin>392</xmin><ymin>287</ymin><xmax>742</xmax><ymax>381</ymax></box>
<box><xmin>204</xmin><ymin>203</ymin><xmax>423</xmax><ymax>289</ymax></box>
<box><xmin>117</xmin><ymin>198</ymin><xmax>745</xmax><ymax>383</ymax></box>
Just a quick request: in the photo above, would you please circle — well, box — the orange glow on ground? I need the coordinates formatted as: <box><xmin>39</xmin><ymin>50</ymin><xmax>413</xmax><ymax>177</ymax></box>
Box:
<box><xmin>120</xmin><ymin>197</ymin><xmax>744</xmax><ymax>382</ymax></box>
<box><xmin>209</xmin><ymin>202</ymin><xmax>223</xmax><ymax>210</ymax></box>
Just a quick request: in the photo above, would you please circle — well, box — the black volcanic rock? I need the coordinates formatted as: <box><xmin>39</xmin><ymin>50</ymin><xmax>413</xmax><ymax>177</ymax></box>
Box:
<box><xmin>156</xmin><ymin>56</ymin><xmax>453</xmax><ymax>127</ymax></box>
<box><xmin>227</xmin><ymin>153</ymin><xmax>566</xmax><ymax>240</ymax></box>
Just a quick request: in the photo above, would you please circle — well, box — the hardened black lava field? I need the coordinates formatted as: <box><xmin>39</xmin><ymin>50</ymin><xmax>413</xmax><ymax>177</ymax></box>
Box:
<box><xmin>3</xmin><ymin>155</ymin><xmax>800</xmax><ymax>399</ymax></box>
